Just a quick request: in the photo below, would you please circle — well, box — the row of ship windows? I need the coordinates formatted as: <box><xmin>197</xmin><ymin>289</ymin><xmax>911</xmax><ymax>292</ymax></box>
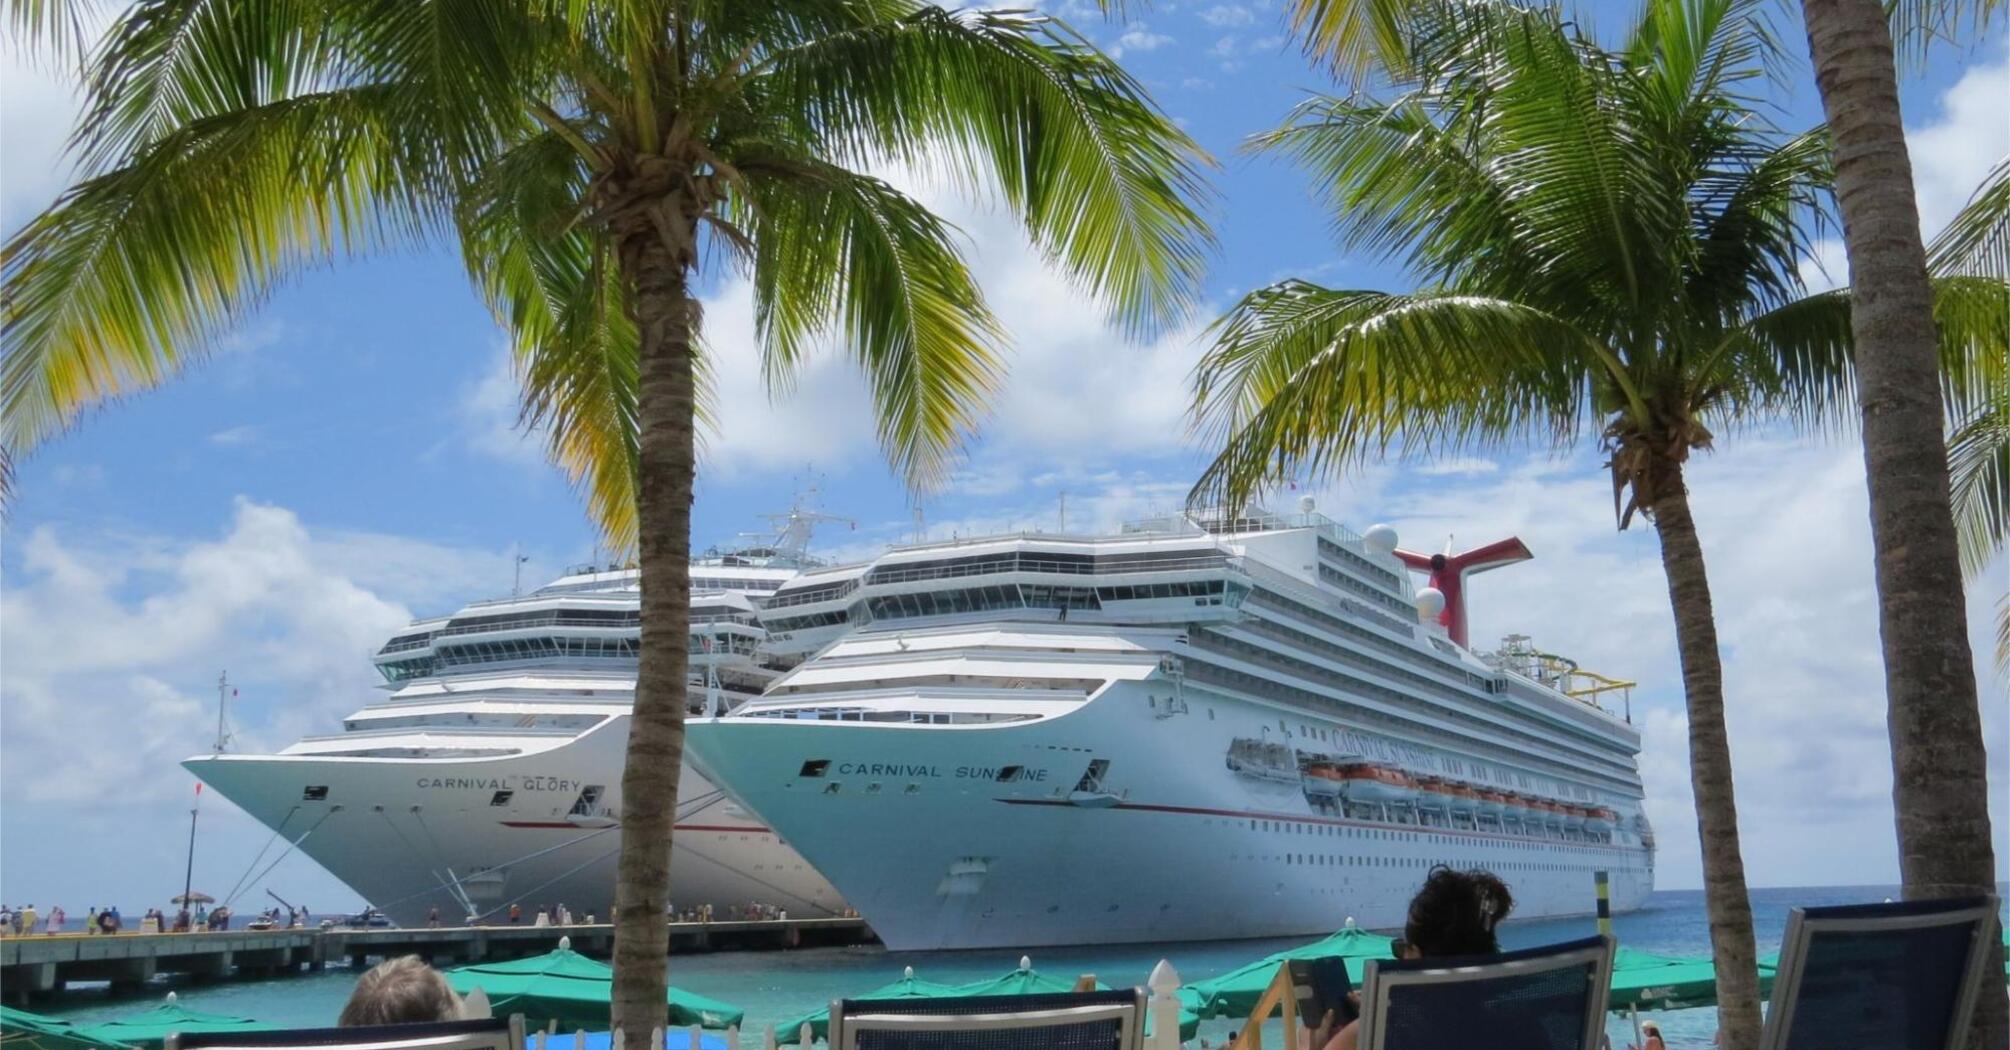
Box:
<box><xmin>1315</xmin><ymin>537</ymin><xmax>1404</xmax><ymax>591</ymax></box>
<box><xmin>1256</xmin><ymin>853</ymin><xmax>1647</xmax><ymax>876</ymax></box>
<box><xmin>768</xmin><ymin>580</ymin><xmax>1231</xmax><ymax>634</ymax></box>
<box><xmin>1239</xmin><ymin>819</ymin><xmax>1628</xmax><ymax>853</ymax></box>
<box><xmin>1232</xmin><ymin>618</ymin><xmax>1620</xmax><ymax>789</ymax></box>
<box><xmin>1189</xmin><ymin>636</ymin><xmax>1634</xmax><ymax>794</ymax></box>
<box><xmin>769</xmin><ymin>552</ymin><xmax>1235</xmax><ymax>610</ymax></box>
<box><xmin>1315</xmin><ymin>564</ymin><xmax>1417</xmax><ymax>618</ymax></box>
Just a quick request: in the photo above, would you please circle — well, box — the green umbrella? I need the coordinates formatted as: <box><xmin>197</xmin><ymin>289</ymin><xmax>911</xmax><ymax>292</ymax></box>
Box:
<box><xmin>75</xmin><ymin>995</ymin><xmax>274</xmax><ymax>1050</ymax></box>
<box><xmin>775</xmin><ymin>966</ymin><xmax>964</xmax><ymax>1043</ymax></box>
<box><xmin>446</xmin><ymin>938</ymin><xmax>743</xmax><ymax>1031</ymax></box>
<box><xmin>1607</xmin><ymin>946</ymin><xmax>1776</xmax><ymax>1013</ymax></box>
<box><xmin>1186</xmin><ymin>922</ymin><xmax>1397</xmax><ymax>1021</ymax></box>
<box><xmin>779</xmin><ymin>959</ymin><xmax>1200</xmax><ymax>1045</ymax></box>
<box><xmin>1</xmin><ymin>1005</ymin><xmax>134</xmax><ymax>1050</ymax></box>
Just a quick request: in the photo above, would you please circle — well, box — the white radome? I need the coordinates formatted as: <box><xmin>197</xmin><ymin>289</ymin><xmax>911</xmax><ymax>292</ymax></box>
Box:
<box><xmin>1362</xmin><ymin>523</ymin><xmax>1399</xmax><ymax>555</ymax></box>
<box><xmin>1415</xmin><ymin>586</ymin><xmax>1446</xmax><ymax>621</ymax></box>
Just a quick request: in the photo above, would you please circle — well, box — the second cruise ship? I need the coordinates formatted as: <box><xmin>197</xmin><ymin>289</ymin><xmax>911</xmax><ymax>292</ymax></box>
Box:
<box><xmin>686</xmin><ymin>504</ymin><xmax>1655</xmax><ymax>950</ymax></box>
<box><xmin>186</xmin><ymin>510</ymin><xmax>848</xmax><ymax>927</ymax></box>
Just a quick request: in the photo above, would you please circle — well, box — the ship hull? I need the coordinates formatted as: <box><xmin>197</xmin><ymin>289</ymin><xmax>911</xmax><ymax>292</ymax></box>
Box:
<box><xmin>187</xmin><ymin>716</ymin><xmax>843</xmax><ymax>927</ymax></box>
<box><xmin>687</xmin><ymin>679</ymin><xmax>1654</xmax><ymax>951</ymax></box>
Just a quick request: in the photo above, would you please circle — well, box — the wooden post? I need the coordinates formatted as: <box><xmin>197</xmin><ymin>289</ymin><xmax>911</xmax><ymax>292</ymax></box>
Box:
<box><xmin>1594</xmin><ymin>870</ymin><xmax>1611</xmax><ymax>937</ymax></box>
<box><xmin>798</xmin><ymin>1023</ymin><xmax>813</xmax><ymax>1049</ymax></box>
<box><xmin>762</xmin><ymin>1024</ymin><xmax>778</xmax><ymax>1050</ymax></box>
<box><xmin>726</xmin><ymin>1025</ymin><xmax>740</xmax><ymax>1050</ymax></box>
<box><xmin>1147</xmin><ymin>959</ymin><xmax>1184</xmax><ymax>1050</ymax></box>
<box><xmin>1228</xmin><ymin>962</ymin><xmax>1299</xmax><ymax>1050</ymax></box>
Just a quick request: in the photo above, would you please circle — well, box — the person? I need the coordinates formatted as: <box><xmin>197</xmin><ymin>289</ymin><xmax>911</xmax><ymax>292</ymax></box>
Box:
<box><xmin>1310</xmin><ymin>866</ymin><xmax>1516</xmax><ymax>1050</ymax></box>
<box><xmin>47</xmin><ymin>906</ymin><xmax>64</xmax><ymax>934</ymax></box>
<box><xmin>19</xmin><ymin>904</ymin><xmax>38</xmax><ymax>938</ymax></box>
<box><xmin>339</xmin><ymin>955</ymin><xmax>465</xmax><ymax>1025</ymax></box>
<box><xmin>85</xmin><ymin>906</ymin><xmax>98</xmax><ymax>934</ymax></box>
<box><xmin>556</xmin><ymin>902</ymin><xmax>571</xmax><ymax>926</ymax></box>
<box><xmin>427</xmin><ymin>905</ymin><xmax>440</xmax><ymax>928</ymax></box>
<box><xmin>533</xmin><ymin>906</ymin><xmax>550</xmax><ymax>927</ymax></box>
<box><xmin>1629</xmin><ymin>1020</ymin><xmax>1667</xmax><ymax>1050</ymax></box>
<box><xmin>508</xmin><ymin>903</ymin><xmax>521</xmax><ymax>924</ymax></box>
<box><xmin>174</xmin><ymin>908</ymin><xmax>191</xmax><ymax>933</ymax></box>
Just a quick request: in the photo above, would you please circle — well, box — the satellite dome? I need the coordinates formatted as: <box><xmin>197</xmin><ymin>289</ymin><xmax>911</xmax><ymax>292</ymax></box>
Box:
<box><xmin>1415</xmin><ymin>587</ymin><xmax>1446</xmax><ymax>622</ymax></box>
<box><xmin>1363</xmin><ymin>523</ymin><xmax>1399</xmax><ymax>555</ymax></box>
<box><xmin>1298</xmin><ymin>495</ymin><xmax>1317</xmax><ymax>514</ymax></box>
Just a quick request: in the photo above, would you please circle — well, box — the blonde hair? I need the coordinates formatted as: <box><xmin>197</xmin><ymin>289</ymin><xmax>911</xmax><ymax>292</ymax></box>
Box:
<box><xmin>339</xmin><ymin>955</ymin><xmax>464</xmax><ymax>1025</ymax></box>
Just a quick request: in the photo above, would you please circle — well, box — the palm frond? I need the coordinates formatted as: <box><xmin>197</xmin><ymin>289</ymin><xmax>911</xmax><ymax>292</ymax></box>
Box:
<box><xmin>758</xmin><ymin>6</ymin><xmax>1216</xmax><ymax>336</ymax></box>
<box><xmin>728</xmin><ymin>154</ymin><xmax>1004</xmax><ymax>491</ymax></box>
<box><xmin>458</xmin><ymin>131</ymin><xmax>640</xmax><ymax>552</ymax></box>
<box><xmin>2</xmin><ymin>86</ymin><xmax>437</xmax><ymax>459</ymax></box>
<box><xmin>1929</xmin><ymin>155</ymin><xmax>2010</xmax><ymax>283</ymax></box>
<box><xmin>1279</xmin><ymin>0</ymin><xmax>1413</xmax><ymax>81</ymax></box>
<box><xmin>1716</xmin><ymin>276</ymin><xmax>2010</xmax><ymax>430</ymax></box>
<box><xmin>1188</xmin><ymin>283</ymin><xmax>1594</xmax><ymax>508</ymax></box>
<box><xmin>1948</xmin><ymin>394</ymin><xmax>2010</xmax><ymax>578</ymax></box>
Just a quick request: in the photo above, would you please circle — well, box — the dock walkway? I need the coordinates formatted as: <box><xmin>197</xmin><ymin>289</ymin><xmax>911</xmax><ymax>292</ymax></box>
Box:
<box><xmin>0</xmin><ymin>917</ymin><xmax>875</xmax><ymax>1003</ymax></box>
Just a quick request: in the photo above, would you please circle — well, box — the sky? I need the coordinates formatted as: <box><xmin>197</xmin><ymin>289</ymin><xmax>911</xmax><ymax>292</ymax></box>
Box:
<box><xmin>1</xmin><ymin>1</ymin><xmax>2006</xmax><ymax>918</ymax></box>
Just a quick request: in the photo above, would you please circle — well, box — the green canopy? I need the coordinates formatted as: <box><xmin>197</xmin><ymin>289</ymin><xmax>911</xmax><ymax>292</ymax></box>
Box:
<box><xmin>1608</xmin><ymin>947</ymin><xmax>1776</xmax><ymax>1013</ymax></box>
<box><xmin>1</xmin><ymin>1005</ymin><xmax>134</xmax><ymax>1050</ymax></box>
<box><xmin>74</xmin><ymin>996</ymin><xmax>274</xmax><ymax>1050</ymax></box>
<box><xmin>447</xmin><ymin>941</ymin><xmax>743</xmax><ymax>1030</ymax></box>
<box><xmin>1186</xmin><ymin>924</ymin><xmax>1397</xmax><ymax>1021</ymax></box>
<box><xmin>778</xmin><ymin>960</ymin><xmax>1200</xmax><ymax>1045</ymax></box>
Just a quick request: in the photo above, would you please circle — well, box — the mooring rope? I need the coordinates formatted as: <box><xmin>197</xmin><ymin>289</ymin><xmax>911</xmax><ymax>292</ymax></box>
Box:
<box><xmin>223</xmin><ymin>808</ymin><xmax>336</xmax><ymax>907</ymax></box>
<box><xmin>218</xmin><ymin>805</ymin><xmax>298</xmax><ymax>906</ymax></box>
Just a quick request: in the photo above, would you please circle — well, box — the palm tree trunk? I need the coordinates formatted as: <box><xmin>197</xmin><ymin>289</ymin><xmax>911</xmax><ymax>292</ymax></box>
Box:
<box><xmin>609</xmin><ymin>217</ymin><xmax>699</xmax><ymax>1047</ymax></box>
<box><xmin>1647</xmin><ymin>462</ymin><xmax>1763</xmax><ymax>1050</ymax></box>
<box><xmin>1797</xmin><ymin>4</ymin><xmax>2007</xmax><ymax>1045</ymax></box>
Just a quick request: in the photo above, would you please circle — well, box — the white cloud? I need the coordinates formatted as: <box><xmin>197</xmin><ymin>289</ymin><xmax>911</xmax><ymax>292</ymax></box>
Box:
<box><xmin>1797</xmin><ymin>40</ymin><xmax>2010</xmax><ymax>291</ymax></box>
<box><xmin>455</xmin><ymin>347</ymin><xmax>548</xmax><ymax>467</ymax></box>
<box><xmin>1208</xmin><ymin>35</ymin><xmax>1244</xmax><ymax>71</ymax></box>
<box><xmin>1182</xmin><ymin>76</ymin><xmax>1216</xmax><ymax>91</ymax></box>
<box><xmin>208</xmin><ymin>424</ymin><xmax>261</xmax><ymax>447</ymax></box>
<box><xmin>1904</xmin><ymin>39</ymin><xmax>2010</xmax><ymax>241</ymax></box>
<box><xmin>0</xmin><ymin>45</ymin><xmax>82</xmax><ymax>230</ymax></box>
<box><xmin>1199</xmin><ymin>5</ymin><xmax>1254</xmax><ymax>27</ymax></box>
<box><xmin>1109</xmin><ymin>23</ymin><xmax>1175</xmax><ymax>59</ymax></box>
<box><xmin>0</xmin><ymin>500</ymin><xmax>537</xmax><ymax>911</ymax></box>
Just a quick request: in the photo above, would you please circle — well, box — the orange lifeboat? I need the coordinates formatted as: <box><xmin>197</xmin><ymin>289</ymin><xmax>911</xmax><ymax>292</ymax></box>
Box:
<box><xmin>1583</xmin><ymin>806</ymin><xmax>1616</xmax><ymax>833</ymax></box>
<box><xmin>1301</xmin><ymin>762</ymin><xmax>1347</xmax><ymax>799</ymax></box>
<box><xmin>1445</xmin><ymin>782</ymin><xmax>1480</xmax><ymax>815</ymax></box>
<box><xmin>1337</xmin><ymin>763</ymin><xmax>1416</xmax><ymax>805</ymax></box>
<box><xmin>1475</xmin><ymin>790</ymin><xmax>1507</xmax><ymax>818</ymax></box>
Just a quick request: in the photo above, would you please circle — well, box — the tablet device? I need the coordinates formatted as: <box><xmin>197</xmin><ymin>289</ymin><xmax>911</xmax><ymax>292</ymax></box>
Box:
<box><xmin>1289</xmin><ymin>956</ymin><xmax>1357</xmax><ymax>1025</ymax></box>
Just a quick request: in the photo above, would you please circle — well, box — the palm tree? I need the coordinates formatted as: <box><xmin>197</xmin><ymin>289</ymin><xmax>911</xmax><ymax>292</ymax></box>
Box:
<box><xmin>1</xmin><ymin>1</ymin><xmax>1213</xmax><ymax>1037</ymax></box>
<box><xmin>1795</xmin><ymin>0</ymin><xmax>2007</xmax><ymax>1038</ymax></box>
<box><xmin>1184</xmin><ymin>1</ymin><xmax>2007</xmax><ymax>1046</ymax></box>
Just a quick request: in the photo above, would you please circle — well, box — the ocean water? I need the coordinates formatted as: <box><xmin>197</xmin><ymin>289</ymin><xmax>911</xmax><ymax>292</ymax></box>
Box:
<box><xmin>34</xmin><ymin>886</ymin><xmax>2001</xmax><ymax>1049</ymax></box>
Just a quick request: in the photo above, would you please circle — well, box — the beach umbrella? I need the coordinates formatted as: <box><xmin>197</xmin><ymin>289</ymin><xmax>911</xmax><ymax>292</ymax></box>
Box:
<box><xmin>540</xmin><ymin>1032</ymin><xmax>729</xmax><ymax>1050</ymax></box>
<box><xmin>1185</xmin><ymin>921</ymin><xmax>1396</xmax><ymax>1020</ymax></box>
<box><xmin>446</xmin><ymin>938</ymin><xmax>743</xmax><ymax>1031</ymax></box>
<box><xmin>775</xmin><ymin>967</ymin><xmax>963</xmax><ymax>1044</ymax></box>
<box><xmin>75</xmin><ymin>994</ymin><xmax>275</xmax><ymax>1050</ymax></box>
<box><xmin>168</xmin><ymin>893</ymin><xmax>214</xmax><ymax>906</ymax></box>
<box><xmin>778</xmin><ymin>959</ymin><xmax>1199</xmax><ymax>1045</ymax></box>
<box><xmin>0</xmin><ymin>1005</ymin><xmax>134</xmax><ymax>1050</ymax></box>
<box><xmin>1607</xmin><ymin>946</ymin><xmax>1776</xmax><ymax>1013</ymax></box>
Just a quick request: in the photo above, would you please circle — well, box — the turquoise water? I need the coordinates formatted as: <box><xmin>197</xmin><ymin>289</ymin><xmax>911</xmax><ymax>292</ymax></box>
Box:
<box><xmin>33</xmin><ymin>886</ymin><xmax>1992</xmax><ymax>1049</ymax></box>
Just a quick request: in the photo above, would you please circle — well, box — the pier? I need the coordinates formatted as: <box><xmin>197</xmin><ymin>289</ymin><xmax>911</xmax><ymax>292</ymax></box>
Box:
<box><xmin>0</xmin><ymin>917</ymin><xmax>876</xmax><ymax>1004</ymax></box>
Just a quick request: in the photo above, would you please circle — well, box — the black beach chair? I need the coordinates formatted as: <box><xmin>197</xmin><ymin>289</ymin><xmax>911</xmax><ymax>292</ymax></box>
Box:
<box><xmin>828</xmin><ymin>989</ymin><xmax>1146</xmax><ymax>1050</ymax></box>
<box><xmin>166</xmin><ymin>1016</ymin><xmax>525</xmax><ymax>1050</ymax></box>
<box><xmin>1759</xmin><ymin>895</ymin><xmax>2001</xmax><ymax>1050</ymax></box>
<box><xmin>1353</xmin><ymin>934</ymin><xmax>1615</xmax><ymax>1050</ymax></box>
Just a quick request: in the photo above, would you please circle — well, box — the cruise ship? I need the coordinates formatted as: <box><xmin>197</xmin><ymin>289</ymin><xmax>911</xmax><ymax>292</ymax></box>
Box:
<box><xmin>685</xmin><ymin>505</ymin><xmax>1655</xmax><ymax>950</ymax></box>
<box><xmin>185</xmin><ymin>512</ymin><xmax>848</xmax><ymax>928</ymax></box>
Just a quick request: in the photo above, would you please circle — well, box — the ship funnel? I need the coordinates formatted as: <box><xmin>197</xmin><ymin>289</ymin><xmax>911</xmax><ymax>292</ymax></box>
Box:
<box><xmin>1395</xmin><ymin>537</ymin><xmax>1533</xmax><ymax>646</ymax></box>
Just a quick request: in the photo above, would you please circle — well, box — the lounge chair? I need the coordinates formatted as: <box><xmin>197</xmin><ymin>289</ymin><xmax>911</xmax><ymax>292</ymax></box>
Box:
<box><xmin>1760</xmin><ymin>895</ymin><xmax>2001</xmax><ymax>1050</ymax></box>
<box><xmin>166</xmin><ymin>1016</ymin><xmax>526</xmax><ymax>1050</ymax></box>
<box><xmin>1353</xmin><ymin>934</ymin><xmax>1614</xmax><ymax>1050</ymax></box>
<box><xmin>828</xmin><ymin>989</ymin><xmax>1146</xmax><ymax>1050</ymax></box>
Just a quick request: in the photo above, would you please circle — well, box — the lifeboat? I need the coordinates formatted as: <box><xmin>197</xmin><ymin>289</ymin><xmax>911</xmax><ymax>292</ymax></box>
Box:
<box><xmin>1506</xmin><ymin>794</ymin><xmax>1540</xmax><ymax>826</ymax></box>
<box><xmin>1301</xmin><ymin>762</ymin><xmax>1346</xmax><ymax>799</ymax></box>
<box><xmin>1413</xmin><ymin>777</ymin><xmax>1451</xmax><ymax>812</ymax></box>
<box><xmin>1337</xmin><ymin>763</ymin><xmax>1417</xmax><ymax>805</ymax></box>
<box><xmin>1564</xmin><ymin>805</ymin><xmax>1588</xmax><ymax>830</ymax></box>
<box><xmin>1583</xmin><ymin>807</ymin><xmax>1615</xmax><ymax>833</ymax></box>
<box><xmin>1475</xmin><ymin>790</ymin><xmax>1507</xmax><ymax>818</ymax></box>
<box><xmin>1540</xmin><ymin>801</ymin><xmax>1567</xmax><ymax>829</ymax></box>
<box><xmin>1445</xmin><ymin>783</ymin><xmax>1480</xmax><ymax>816</ymax></box>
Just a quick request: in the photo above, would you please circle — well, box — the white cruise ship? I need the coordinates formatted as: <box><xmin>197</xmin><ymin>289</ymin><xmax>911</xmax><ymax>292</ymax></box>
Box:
<box><xmin>185</xmin><ymin>512</ymin><xmax>848</xmax><ymax>928</ymax></box>
<box><xmin>685</xmin><ymin>505</ymin><xmax>1655</xmax><ymax>950</ymax></box>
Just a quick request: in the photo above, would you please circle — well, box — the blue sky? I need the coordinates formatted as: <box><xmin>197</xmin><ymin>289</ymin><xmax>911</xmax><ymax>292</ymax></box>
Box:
<box><xmin>2</xmin><ymin>2</ymin><xmax>2006</xmax><ymax>916</ymax></box>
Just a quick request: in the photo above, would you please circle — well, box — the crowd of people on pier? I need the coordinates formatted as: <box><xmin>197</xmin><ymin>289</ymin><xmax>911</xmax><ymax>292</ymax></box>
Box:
<box><xmin>0</xmin><ymin>901</ymin><xmax>321</xmax><ymax>935</ymax></box>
